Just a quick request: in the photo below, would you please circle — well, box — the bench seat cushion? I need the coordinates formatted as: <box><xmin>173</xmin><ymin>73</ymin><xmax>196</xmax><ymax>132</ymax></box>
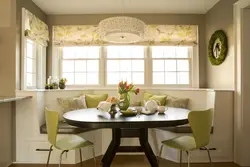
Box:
<box><xmin>40</xmin><ymin>122</ymin><xmax>97</xmax><ymax>134</ymax></box>
<box><xmin>157</xmin><ymin>125</ymin><xmax>214</xmax><ymax>133</ymax></box>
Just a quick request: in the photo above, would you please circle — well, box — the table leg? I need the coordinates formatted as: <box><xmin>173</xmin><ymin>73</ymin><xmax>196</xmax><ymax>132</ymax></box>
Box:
<box><xmin>102</xmin><ymin>128</ymin><xmax>121</xmax><ymax>167</ymax></box>
<box><xmin>139</xmin><ymin>128</ymin><xmax>159</xmax><ymax>167</ymax></box>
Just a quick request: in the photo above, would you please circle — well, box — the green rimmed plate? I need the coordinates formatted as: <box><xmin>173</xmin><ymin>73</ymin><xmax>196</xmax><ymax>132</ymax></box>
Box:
<box><xmin>120</xmin><ymin>110</ymin><xmax>137</xmax><ymax>117</ymax></box>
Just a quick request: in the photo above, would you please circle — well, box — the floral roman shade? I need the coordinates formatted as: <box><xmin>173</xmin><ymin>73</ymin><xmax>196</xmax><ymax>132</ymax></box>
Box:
<box><xmin>53</xmin><ymin>25</ymin><xmax>198</xmax><ymax>46</ymax></box>
<box><xmin>24</xmin><ymin>9</ymin><xmax>49</xmax><ymax>46</ymax></box>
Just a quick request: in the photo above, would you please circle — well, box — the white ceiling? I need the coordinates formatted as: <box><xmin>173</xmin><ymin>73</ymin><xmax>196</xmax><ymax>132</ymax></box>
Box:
<box><xmin>32</xmin><ymin>0</ymin><xmax>220</xmax><ymax>15</ymax></box>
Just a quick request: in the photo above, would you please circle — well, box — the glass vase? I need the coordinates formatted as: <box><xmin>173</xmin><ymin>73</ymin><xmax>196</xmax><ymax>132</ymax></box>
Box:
<box><xmin>118</xmin><ymin>93</ymin><xmax>130</xmax><ymax>111</ymax></box>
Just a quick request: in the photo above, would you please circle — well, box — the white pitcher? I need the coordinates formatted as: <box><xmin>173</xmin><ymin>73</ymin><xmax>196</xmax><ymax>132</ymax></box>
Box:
<box><xmin>144</xmin><ymin>100</ymin><xmax>160</xmax><ymax>113</ymax></box>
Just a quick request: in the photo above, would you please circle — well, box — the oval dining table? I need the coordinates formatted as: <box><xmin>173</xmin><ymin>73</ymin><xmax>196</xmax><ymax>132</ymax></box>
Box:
<box><xmin>63</xmin><ymin>107</ymin><xmax>189</xmax><ymax>167</ymax></box>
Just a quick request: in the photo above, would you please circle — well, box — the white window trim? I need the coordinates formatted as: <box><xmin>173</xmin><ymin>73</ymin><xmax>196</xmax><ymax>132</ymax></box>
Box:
<box><xmin>53</xmin><ymin>45</ymin><xmax>199</xmax><ymax>89</ymax></box>
<box><xmin>21</xmin><ymin>8</ymin><xmax>46</xmax><ymax>90</ymax></box>
<box><xmin>103</xmin><ymin>46</ymin><xmax>146</xmax><ymax>87</ymax></box>
<box><xmin>58</xmin><ymin>47</ymin><xmax>102</xmax><ymax>88</ymax></box>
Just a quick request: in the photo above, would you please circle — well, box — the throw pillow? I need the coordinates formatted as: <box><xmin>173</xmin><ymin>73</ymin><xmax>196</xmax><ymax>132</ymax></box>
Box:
<box><xmin>142</xmin><ymin>93</ymin><xmax>166</xmax><ymax>106</ymax></box>
<box><xmin>57</xmin><ymin>95</ymin><xmax>87</xmax><ymax>115</ymax></box>
<box><xmin>85</xmin><ymin>94</ymin><xmax>109</xmax><ymax>108</ymax></box>
<box><xmin>165</xmin><ymin>95</ymin><xmax>189</xmax><ymax>109</ymax></box>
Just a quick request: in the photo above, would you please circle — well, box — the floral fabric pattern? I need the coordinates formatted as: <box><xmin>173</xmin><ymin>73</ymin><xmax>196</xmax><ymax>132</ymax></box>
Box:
<box><xmin>53</xmin><ymin>25</ymin><xmax>197</xmax><ymax>46</ymax></box>
<box><xmin>24</xmin><ymin>9</ymin><xmax>49</xmax><ymax>46</ymax></box>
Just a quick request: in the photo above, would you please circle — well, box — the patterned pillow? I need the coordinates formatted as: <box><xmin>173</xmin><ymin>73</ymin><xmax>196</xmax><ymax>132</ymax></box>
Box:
<box><xmin>57</xmin><ymin>95</ymin><xmax>87</xmax><ymax>115</ymax></box>
<box><xmin>165</xmin><ymin>95</ymin><xmax>189</xmax><ymax>109</ymax></box>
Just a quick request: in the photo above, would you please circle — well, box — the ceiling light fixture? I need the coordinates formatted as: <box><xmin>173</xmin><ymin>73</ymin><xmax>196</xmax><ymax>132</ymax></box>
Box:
<box><xmin>98</xmin><ymin>0</ymin><xmax>146</xmax><ymax>44</ymax></box>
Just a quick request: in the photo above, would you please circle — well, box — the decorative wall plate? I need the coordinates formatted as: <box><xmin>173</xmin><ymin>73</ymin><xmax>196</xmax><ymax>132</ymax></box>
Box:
<box><xmin>208</xmin><ymin>30</ymin><xmax>228</xmax><ymax>65</ymax></box>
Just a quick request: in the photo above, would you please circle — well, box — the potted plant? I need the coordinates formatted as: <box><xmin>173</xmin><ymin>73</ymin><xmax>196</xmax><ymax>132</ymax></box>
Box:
<box><xmin>117</xmin><ymin>81</ymin><xmax>140</xmax><ymax>110</ymax></box>
<box><xmin>59</xmin><ymin>78</ymin><xmax>67</xmax><ymax>89</ymax></box>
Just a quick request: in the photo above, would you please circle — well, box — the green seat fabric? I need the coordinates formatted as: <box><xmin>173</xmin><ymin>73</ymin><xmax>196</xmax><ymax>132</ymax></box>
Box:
<box><xmin>55</xmin><ymin>135</ymin><xmax>93</xmax><ymax>150</ymax></box>
<box><xmin>162</xmin><ymin>136</ymin><xmax>196</xmax><ymax>151</ymax></box>
<box><xmin>159</xmin><ymin>109</ymin><xmax>213</xmax><ymax>166</ymax></box>
<box><xmin>45</xmin><ymin>108</ymin><xmax>93</xmax><ymax>150</ymax></box>
<box><xmin>85</xmin><ymin>94</ymin><xmax>108</xmax><ymax>108</ymax></box>
<box><xmin>161</xmin><ymin>109</ymin><xmax>212</xmax><ymax>151</ymax></box>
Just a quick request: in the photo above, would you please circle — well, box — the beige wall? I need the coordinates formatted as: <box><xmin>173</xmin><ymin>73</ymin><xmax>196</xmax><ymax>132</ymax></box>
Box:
<box><xmin>205</xmin><ymin>0</ymin><xmax>237</xmax><ymax>89</ymax></box>
<box><xmin>0</xmin><ymin>0</ymin><xmax>16</xmax><ymax>97</ymax></box>
<box><xmin>47</xmin><ymin>14</ymin><xmax>207</xmax><ymax>87</ymax></box>
<box><xmin>16</xmin><ymin>0</ymin><xmax>47</xmax><ymax>90</ymax></box>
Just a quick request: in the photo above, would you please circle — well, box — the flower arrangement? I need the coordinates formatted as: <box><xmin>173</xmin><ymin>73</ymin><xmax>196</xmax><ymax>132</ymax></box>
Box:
<box><xmin>118</xmin><ymin>81</ymin><xmax>140</xmax><ymax>95</ymax></box>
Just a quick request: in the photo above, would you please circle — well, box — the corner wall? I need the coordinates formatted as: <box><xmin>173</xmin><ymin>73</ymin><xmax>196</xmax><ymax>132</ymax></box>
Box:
<box><xmin>205</xmin><ymin>0</ymin><xmax>237</xmax><ymax>89</ymax></box>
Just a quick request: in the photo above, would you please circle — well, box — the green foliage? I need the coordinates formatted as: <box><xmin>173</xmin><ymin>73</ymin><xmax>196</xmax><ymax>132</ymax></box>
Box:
<box><xmin>208</xmin><ymin>30</ymin><xmax>228</xmax><ymax>65</ymax></box>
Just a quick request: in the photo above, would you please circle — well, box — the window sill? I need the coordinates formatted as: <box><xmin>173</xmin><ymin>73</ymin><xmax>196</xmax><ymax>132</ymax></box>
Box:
<box><xmin>16</xmin><ymin>87</ymin><xmax>234</xmax><ymax>92</ymax></box>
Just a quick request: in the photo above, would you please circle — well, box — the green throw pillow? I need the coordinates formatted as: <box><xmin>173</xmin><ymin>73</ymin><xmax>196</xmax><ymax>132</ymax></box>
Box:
<box><xmin>149</xmin><ymin>95</ymin><xmax>167</xmax><ymax>106</ymax></box>
<box><xmin>165</xmin><ymin>95</ymin><xmax>189</xmax><ymax>109</ymax></box>
<box><xmin>142</xmin><ymin>93</ymin><xmax>166</xmax><ymax>106</ymax></box>
<box><xmin>85</xmin><ymin>94</ymin><xmax>108</xmax><ymax>108</ymax></box>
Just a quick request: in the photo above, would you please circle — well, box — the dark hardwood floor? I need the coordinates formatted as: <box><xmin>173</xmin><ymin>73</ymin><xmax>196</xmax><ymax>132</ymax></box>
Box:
<box><xmin>10</xmin><ymin>155</ymin><xmax>240</xmax><ymax>167</ymax></box>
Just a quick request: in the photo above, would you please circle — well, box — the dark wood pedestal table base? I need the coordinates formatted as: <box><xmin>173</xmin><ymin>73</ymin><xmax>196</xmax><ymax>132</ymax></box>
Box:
<box><xmin>63</xmin><ymin>107</ymin><xmax>189</xmax><ymax>167</ymax></box>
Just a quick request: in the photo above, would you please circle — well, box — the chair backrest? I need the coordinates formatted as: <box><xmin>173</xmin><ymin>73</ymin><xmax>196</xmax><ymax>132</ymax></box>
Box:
<box><xmin>188</xmin><ymin>109</ymin><xmax>213</xmax><ymax>148</ymax></box>
<box><xmin>45</xmin><ymin>108</ymin><xmax>59</xmax><ymax>145</ymax></box>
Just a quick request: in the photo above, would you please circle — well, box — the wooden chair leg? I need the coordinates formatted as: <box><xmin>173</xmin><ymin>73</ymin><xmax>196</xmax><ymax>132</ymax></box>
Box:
<box><xmin>59</xmin><ymin>150</ymin><xmax>68</xmax><ymax>167</ymax></box>
<box><xmin>79</xmin><ymin>148</ymin><xmax>83</xmax><ymax>167</ymax></box>
<box><xmin>179</xmin><ymin>150</ymin><xmax>182</xmax><ymax>167</ymax></box>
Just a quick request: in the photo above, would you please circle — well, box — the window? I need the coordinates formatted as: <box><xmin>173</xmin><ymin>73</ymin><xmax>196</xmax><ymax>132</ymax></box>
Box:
<box><xmin>24</xmin><ymin>39</ymin><xmax>37</xmax><ymax>88</ymax></box>
<box><xmin>152</xmin><ymin>46</ymin><xmax>191</xmax><ymax>85</ymax></box>
<box><xmin>56</xmin><ymin>45</ymin><xmax>197</xmax><ymax>88</ymax></box>
<box><xmin>61</xmin><ymin>46</ymin><xmax>100</xmax><ymax>85</ymax></box>
<box><xmin>106</xmin><ymin>46</ymin><xmax>145</xmax><ymax>85</ymax></box>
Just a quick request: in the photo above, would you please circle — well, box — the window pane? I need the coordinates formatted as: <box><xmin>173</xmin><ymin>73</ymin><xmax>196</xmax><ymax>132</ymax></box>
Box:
<box><xmin>153</xmin><ymin>72</ymin><xmax>164</xmax><ymax>84</ymax></box>
<box><xmin>63</xmin><ymin>47</ymin><xmax>75</xmax><ymax>59</ymax></box>
<box><xmin>26</xmin><ymin>58</ymin><xmax>35</xmax><ymax>73</ymax></box>
<box><xmin>87</xmin><ymin>72</ymin><xmax>98</xmax><ymax>84</ymax></box>
<box><xmin>177</xmin><ymin>60</ymin><xmax>189</xmax><ymax>71</ymax></box>
<box><xmin>176</xmin><ymin>47</ymin><xmax>189</xmax><ymax>58</ymax></box>
<box><xmin>62</xmin><ymin>60</ymin><xmax>74</xmax><ymax>72</ymax></box>
<box><xmin>165</xmin><ymin>60</ymin><xmax>176</xmax><ymax>72</ymax></box>
<box><xmin>165</xmin><ymin>72</ymin><xmax>177</xmax><ymax>84</ymax></box>
<box><xmin>153</xmin><ymin>60</ymin><xmax>164</xmax><ymax>72</ymax></box>
<box><xmin>132</xmin><ymin>60</ymin><xmax>144</xmax><ymax>72</ymax></box>
<box><xmin>107</xmin><ymin>46</ymin><xmax>144</xmax><ymax>58</ymax></box>
<box><xmin>27</xmin><ymin>41</ymin><xmax>34</xmax><ymax>58</ymax></box>
<box><xmin>152</xmin><ymin>46</ymin><xmax>164</xmax><ymax>58</ymax></box>
<box><xmin>178</xmin><ymin>72</ymin><xmax>189</xmax><ymax>84</ymax></box>
<box><xmin>75</xmin><ymin>60</ymin><xmax>86</xmax><ymax>72</ymax></box>
<box><xmin>75</xmin><ymin>73</ymin><xmax>86</xmax><ymax>84</ymax></box>
<box><xmin>26</xmin><ymin>73</ymin><xmax>35</xmax><ymax>87</ymax></box>
<box><xmin>87</xmin><ymin>46</ymin><xmax>100</xmax><ymax>58</ymax></box>
<box><xmin>120</xmin><ymin>72</ymin><xmax>131</xmax><ymax>83</ymax></box>
<box><xmin>164</xmin><ymin>46</ymin><xmax>175</xmax><ymax>58</ymax></box>
<box><xmin>62</xmin><ymin>73</ymin><xmax>74</xmax><ymax>85</ymax></box>
<box><xmin>132</xmin><ymin>72</ymin><xmax>144</xmax><ymax>84</ymax></box>
<box><xmin>87</xmin><ymin>60</ymin><xmax>99</xmax><ymax>72</ymax></box>
<box><xmin>119</xmin><ymin>60</ymin><xmax>131</xmax><ymax>71</ymax></box>
<box><xmin>107</xmin><ymin>60</ymin><xmax>119</xmax><ymax>72</ymax></box>
<box><xmin>107</xmin><ymin>72</ymin><xmax>119</xmax><ymax>84</ymax></box>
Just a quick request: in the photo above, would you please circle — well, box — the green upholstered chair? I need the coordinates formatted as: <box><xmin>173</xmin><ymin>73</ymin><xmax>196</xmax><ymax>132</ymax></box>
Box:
<box><xmin>158</xmin><ymin>109</ymin><xmax>213</xmax><ymax>167</ymax></box>
<box><xmin>45</xmin><ymin>108</ymin><xmax>96</xmax><ymax>167</ymax></box>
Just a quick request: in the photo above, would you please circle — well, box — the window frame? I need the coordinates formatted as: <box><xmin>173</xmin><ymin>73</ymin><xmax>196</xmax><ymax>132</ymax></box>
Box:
<box><xmin>21</xmin><ymin>8</ymin><xmax>46</xmax><ymax>90</ymax></box>
<box><xmin>149</xmin><ymin>46</ymin><xmax>193</xmax><ymax>87</ymax></box>
<box><xmin>103</xmin><ymin>46</ymin><xmax>147</xmax><ymax>87</ymax></box>
<box><xmin>55</xmin><ymin>45</ymin><xmax>199</xmax><ymax>88</ymax></box>
<box><xmin>58</xmin><ymin>46</ymin><xmax>102</xmax><ymax>88</ymax></box>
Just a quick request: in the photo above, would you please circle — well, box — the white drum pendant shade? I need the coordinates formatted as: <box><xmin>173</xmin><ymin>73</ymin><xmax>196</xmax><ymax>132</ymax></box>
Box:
<box><xmin>98</xmin><ymin>16</ymin><xmax>146</xmax><ymax>44</ymax></box>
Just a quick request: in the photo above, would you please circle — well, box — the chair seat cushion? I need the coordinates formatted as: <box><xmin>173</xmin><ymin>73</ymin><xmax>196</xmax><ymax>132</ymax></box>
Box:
<box><xmin>55</xmin><ymin>135</ymin><xmax>93</xmax><ymax>150</ymax></box>
<box><xmin>162</xmin><ymin>136</ymin><xmax>197</xmax><ymax>151</ymax></box>
<box><xmin>40</xmin><ymin>122</ymin><xmax>96</xmax><ymax>134</ymax></box>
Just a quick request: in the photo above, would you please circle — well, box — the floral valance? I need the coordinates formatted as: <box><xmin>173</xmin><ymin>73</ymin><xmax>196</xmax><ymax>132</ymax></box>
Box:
<box><xmin>53</xmin><ymin>25</ymin><xmax>198</xmax><ymax>46</ymax></box>
<box><xmin>24</xmin><ymin>9</ymin><xmax>49</xmax><ymax>46</ymax></box>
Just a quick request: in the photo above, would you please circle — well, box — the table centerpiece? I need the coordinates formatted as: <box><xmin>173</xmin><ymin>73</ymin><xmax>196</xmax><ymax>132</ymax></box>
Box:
<box><xmin>117</xmin><ymin>81</ymin><xmax>140</xmax><ymax>111</ymax></box>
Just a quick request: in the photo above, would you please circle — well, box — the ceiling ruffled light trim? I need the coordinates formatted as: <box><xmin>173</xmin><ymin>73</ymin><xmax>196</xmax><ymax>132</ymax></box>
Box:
<box><xmin>53</xmin><ymin>25</ymin><xmax>198</xmax><ymax>46</ymax></box>
<box><xmin>24</xmin><ymin>8</ymin><xmax>49</xmax><ymax>47</ymax></box>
